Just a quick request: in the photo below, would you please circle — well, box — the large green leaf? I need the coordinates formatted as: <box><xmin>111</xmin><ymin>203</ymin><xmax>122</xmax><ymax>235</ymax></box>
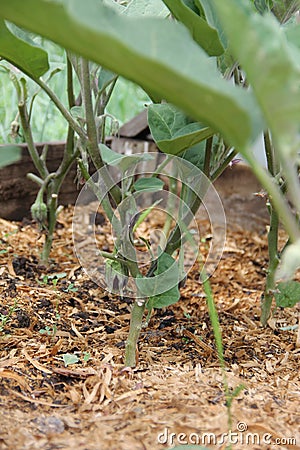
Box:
<box><xmin>274</xmin><ymin>281</ymin><xmax>300</xmax><ymax>308</ymax></box>
<box><xmin>136</xmin><ymin>253</ymin><xmax>180</xmax><ymax>298</ymax></box>
<box><xmin>148</xmin><ymin>104</ymin><xmax>214</xmax><ymax>155</ymax></box>
<box><xmin>162</xmin><ymin>0</ymin><xmax>224</xmax><ymax>56</ymax></box>
<box><xmin>285</xmin><ymin>22</ymin><xmax>300</xmax><ymax>50</ymax></box>
<box><xmin>0</xmin><ymin>19</ymin><xmax>49</xmax><ymax>78</ymax></box>
<box><xmin>147</xmin><ymin>283</ymin><xmax>180</xmax><ymax>309</ymax></box>
<box><xmin>212</xmin><ymin>0</ymin><xmax>300</xmax><ymax>150</ymax></box>
<box><xmin>196</xmin><ymin>0</ymin><xmax>227</xmax><ymax>47</ymax></box>
<box><xmin>0</xmin><ymin>0</ymin><xmax>263</xmax><ymax>151</ymax></box>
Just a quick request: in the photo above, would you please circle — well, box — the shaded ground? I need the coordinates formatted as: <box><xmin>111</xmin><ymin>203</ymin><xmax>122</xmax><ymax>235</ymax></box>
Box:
<box><xmin>0</xmin><ymin>206</ymin><xmax>299</xmax><ymax>450</ymax></box>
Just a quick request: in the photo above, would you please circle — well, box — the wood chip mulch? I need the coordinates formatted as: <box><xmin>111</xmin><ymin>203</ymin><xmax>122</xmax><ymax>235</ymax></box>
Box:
<box><xmin>0</xmin><ymin>207</ymin><xmax>299</xmax><ymax>450</ymax></box>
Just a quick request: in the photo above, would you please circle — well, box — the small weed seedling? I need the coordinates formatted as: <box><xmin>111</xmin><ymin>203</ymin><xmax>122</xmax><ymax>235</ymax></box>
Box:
<box><xmin>0</xmin><ymin>299</ymin><xmax>19</xmax><ymax>333</ymax></box>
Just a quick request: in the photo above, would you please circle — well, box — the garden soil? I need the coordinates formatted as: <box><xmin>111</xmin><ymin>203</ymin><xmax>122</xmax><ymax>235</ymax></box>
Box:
<box><xmin>0</xmin><ymin>203</ymin><xmax>299</xmax><ymax>450</ymax></box>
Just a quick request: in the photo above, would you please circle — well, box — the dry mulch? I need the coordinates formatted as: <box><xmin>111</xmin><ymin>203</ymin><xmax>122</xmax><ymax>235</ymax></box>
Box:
<box><xmin>0</xmin><ymin>207</ymin><xmax>299</xmax><ymax>450</ymax></box>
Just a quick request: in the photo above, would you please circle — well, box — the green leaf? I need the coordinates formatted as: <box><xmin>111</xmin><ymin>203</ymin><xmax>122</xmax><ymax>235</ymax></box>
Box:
<box><xmin>148</xmin><ymin>104</ymin><xmax>214</xmax><ymax>155</ymax></box>
<box><xmin>0</xmin><ymin>145</ymin><xmax>22</xmax><ymax>168</ymax></box>
<box><xmin>0</xmin><ymin>19</ymin><xmax>49</xmax><ymax>78</ymax></box>
<box><xmin>62</xmin><ymin>353</ymin><xmax>79</xmax><ymax>367</ymax></box>
<box><xmin>100</xmin><ymin>143</ymin><xmax>123</xmax><ymax>166</ymax></box>
<box><xmin>285</xmin><ymin>22</ymin><xmax>300</xmax><ymax>51</ymax></box>
<box><xmin>70</xmin><ymin>106</ymin><xmax>85</xmax><ymax>120</ymax></box>
<box><xmin>212</xmin><ymin>0</ymin><xmax>300</xmax><ymax>151</ymax></box>
<box><xmin>0</xmin><ymin>0</ymin><xmax>263</xmax><ymax>151</ymax></box>
<box><xmin>275</xmin><ymin>239</ymin><xmax>300</xmax><ymax>281</ymax></box>
<box><xmin>195</xmin><ymin>0</ymin><xmax>227</xmax><ymax>47</ymax></box>
<box><xmin>103</xmin><ymin>0</ymin><xmax>125</xmax><ymax>13</ymax></box>
<box><xmin>47</xmin><ymin>272</ymin><xmax>67</xmax><ymax>280</ymax></box>
<box><xmin>132</xmin><ymin>199</ymin><xmax>163</xmax><ymax>232</ymax></box>
<box><xmin>83</xmin><ymin>351</ymin><xmax>91</xmax><ymax>362</ymax></box>
<box><xmin>98</xmin><ymin>67</ymin><xmax>117</xmax><ymax>91</ymax></box>
<box><xmin>124</xmin><ymin>0</ymin><xmax>170</xmax><ymax>17</ymax></box>
<box><xmin>181</xmin><ymin>141</ymin><xmax>206</xmax><ymax>170</ymax></box>
<box><xmin>271</xmin><ymin>0</ymin><xmax>299</xmax><ymax>22</ymax></box>
<box><xmin>163</xmin><ymin>0</ymin><xmax>224</xmax><ymax>56</ymax></box>
<box><xmin>133</xmin><ymin>177</ymin><xmax>164</xmax><ymax>192</ymax></box>
<box><xmin>100</xmin><ymin>143</ymin><xmax>153</xmax><ymax>172</ymax></box>
<box><xmin>137</xmin><ymin>252</ymin><xmax>181</xmax><ymax>298</ymax></box>
<box><xmin>252</xmin><ymin>0</ymin><xmax>273</xmax><ymax>14</ymax></box>
<box><xmin>274</xmin><ymin>281</ymin><xmax>300</xmax><ymax>308</ymax></box>
<box><xmin>147</xmin><ymin>283</ymin><xmax>180</xmax><ymax>309</ymax></box>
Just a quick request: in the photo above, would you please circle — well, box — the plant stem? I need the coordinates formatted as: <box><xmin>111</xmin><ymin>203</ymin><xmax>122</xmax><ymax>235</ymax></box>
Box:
<box><xmin>280</xmin><ymin>156</ymin><xmax>300</xmax><ymax>215</ymax></box>
<box><xmin>244</xmin><ymin>150</ymin><xmax>300</xmax><ymax>242</ymax></box>
<box><xmin>202</xmin><ymin>269</ymin><xmax>245</xmax><ymax>444</ymax></box>
<box><xmin>66</xmin><ymin>55</ymin><xmax>75</xmax><ymax>108</ymax></box>
<box><xmin>261</xmin><ymin>131</ymin><xmax>279</xmax><ymax>326</ymax></box>
<box><xmin>211</xmin><ymin>148</ymin><xmax>237</xmax><ymax>181</ymax></box>
<box><xmin>77</xmin><ymin>158</ymin><xmax>116</xmax><ymax>224</ymax></box>
<box><xmin>201</xmin><ymin>270</ymin><xmax>235</xmax><ymax>436</ymax></box>
<box><xmin>161</xmin><ymin>175</ymin><xmax>177</xmax><ymax>247</ymax></box>
<box><xmin>41</xmin><ymin>190</ymin><xmax>57</xmax><ymax>264</ymax></box>
<box><xmin>264</xmin><ymin>130</ymin><xmax>277</xmax><ymax>175</ymax></box>
<box><xmin>165</xmin><ymin>145</ymin><xmax>235</xmax><ymax>255</ymax></box>
<box><xmin>18</xmin><ymin>101</ymin><xmax>48</xmax><ymax>178</ymax></box>
<box><xmin>33</xmin><ymin>76</ymin><xmax>87</xmax><ymax>142</ymax></box>
<box><xmin>124</xmin><ymin>300</ymin><xmax>146</xmax><ymax>367</ymax></box>
<box><xmin>80</xmin><ymin>58</ymin><xmax>121</xmax><ymax>205</ymax></box>
<box><xmin>121</xmin><ymin>252</ymin><xmax>143</xmax><ymax>367</ymax></box>
<box><xmin>81</xmin><ymin>59</ymin><xmax>104</xmax><ymax>170</ymax></box>
<box><xmin>203</xmin><ymin>136</ymin><xmax>213</xmax><ymax>177</ymax></box>
<box><xmin>261</xmin><ymin>206</ymin><xmax>279</xmax><ymax>325</ymax></box>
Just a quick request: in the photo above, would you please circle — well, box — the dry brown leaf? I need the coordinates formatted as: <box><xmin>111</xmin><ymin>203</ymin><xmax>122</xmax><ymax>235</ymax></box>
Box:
<box><xmin>22</xmin><ymin>348</ymin><xmax>52</xmax><ymax>374</ymax></box>
<box><xmin>0</xmin><ymin>368</ymin><xmax>30</xmax><ymax>391</ymax></box>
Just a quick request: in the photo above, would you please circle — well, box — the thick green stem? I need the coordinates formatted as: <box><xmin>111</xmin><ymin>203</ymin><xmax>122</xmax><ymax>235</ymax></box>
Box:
<box><xmin>124</xmin><ymin>301</ymin><xmax>146</xmax><ymax>367</ymax></box>
<box><xmin>261</xmin><ymin>131</ymin><xmax>280</xmax><ymax>326</ymax></box>
<box><xmin>81</xmin><ymin>59</ymin><xmax>103</xmax><ymax>170</ymax></box>
<box><xmin>80</xmin><ymin>59</ymin><xmax>121</xmax><ymax>205</ymax></box>
<box><xmin>41</xmin><ymin>189</ymin><xmax>57</xmax><ymax>264</ymax></box>
<box><xmin>165</xmin><ymin>186</ymin><xmax>203</xmax><ymax>255</ymax></box>
<box><xmin>261</xmin><ymin>207</ymin><xmax>279</xmax><ymax>326</ymax></box>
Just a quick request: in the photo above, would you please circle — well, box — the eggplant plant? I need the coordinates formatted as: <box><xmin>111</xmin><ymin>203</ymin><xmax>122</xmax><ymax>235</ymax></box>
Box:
<box><xmin>0</xmin><ymin>0</ymin><xmax>300</xmax><ymax>366</ymax></box>
<box><xmin>0</xmin><ymin>23</ymin><xmax>121</xmax><ymax>264</ymax></box>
